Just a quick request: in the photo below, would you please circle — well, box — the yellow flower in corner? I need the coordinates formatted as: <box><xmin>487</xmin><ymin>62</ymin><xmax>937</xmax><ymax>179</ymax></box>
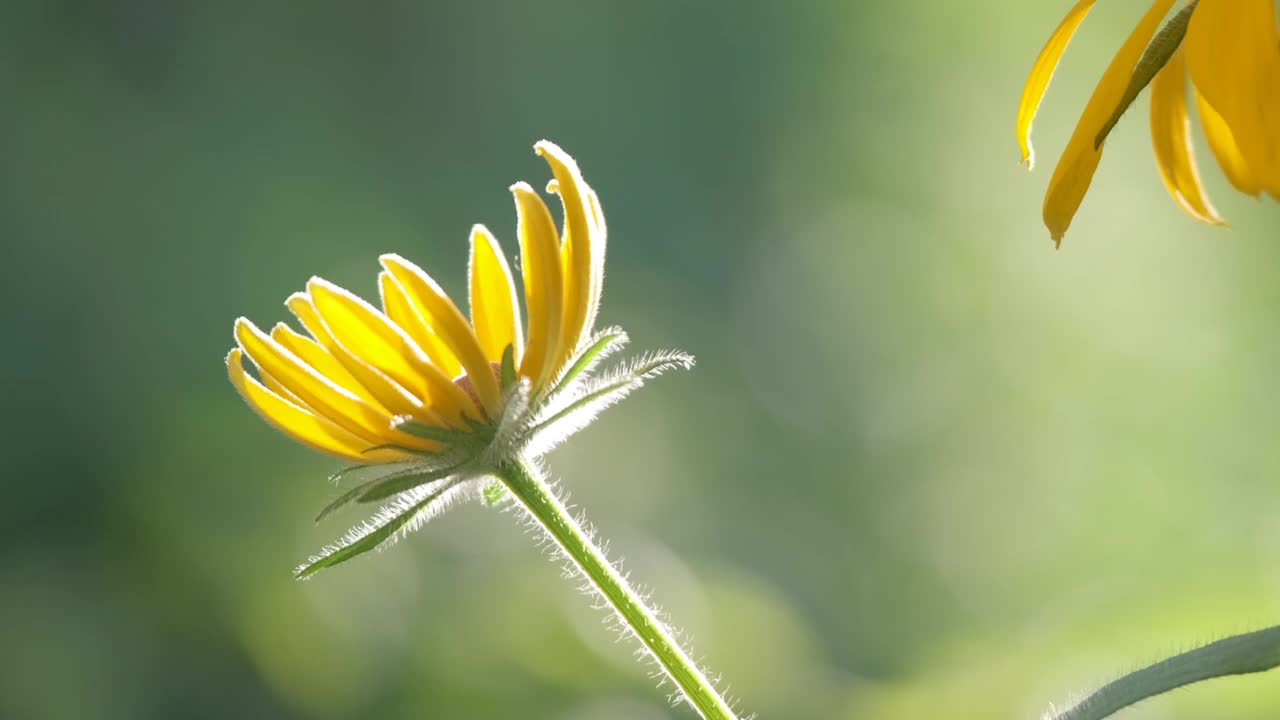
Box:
<box><xmin>225</xmin><ymin>141</ymin><xmax>691</xmax><ymax>576</ymax></box>
<box><xmin>1017</xmin><ymin>0</ymin><xmax>1280</xmax><ymax>244</ymax></box>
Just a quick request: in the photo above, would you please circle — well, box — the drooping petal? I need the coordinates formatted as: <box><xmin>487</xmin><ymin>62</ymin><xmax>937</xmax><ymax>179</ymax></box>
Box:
<box><xmin>378</xmin><ymin>271</ymin><xmax>463</xmax><ymax>379</ymax></box>
<box><xmin>511</xmin><ymin>181</ymin><xmax>564</xmax><ymax>390</ymax></box>
<box><xmin>468</xmin><ymin>224</ymin><xmax>524</xmax><ymax>365</ymax></box>
<box><xmin>227</xmin><ymin>349</ymin><xmax>412</xmax><ymax>463</ymax></box>
<box><xmin>1043</xmin><ymin>0</ymin><xmax>1178</xmax><ymax>244</ymax></box>
<box><xmin>1016</xmin><ymin>0</ymin><xmax>1098</xmax><ymax>169</ymax></box>
<box><xmin>1195</xmin><ymin>88</ymin><xmax>1263</xmax><ymax>197</ymax></box>
<box><xmin>308</xmin><ymin>278</ymin><xmax>475</xmax><ymax>426</ymax></box>
<box><xmin>234</xmin><ymin>317</ymin><xmax>427</xmax><ymax>448</ymax></box>
<box><xmin>1185</xmin><ymin>0</ymin><xmax>1280</xmax><ymax>198</ymax></box>
<box><xmin>1149</xmin><ymin>48</ymin><xmax>1224</xmax><ymax>225</ymax></box>
<box><xmin>378</xmin><ymin>254</ymin><xmax>502</xmax><ymax>418</ymax></box>
<box><xmin>535</xmin><ymin>140</ymin><xmax>597</xmax><ymax>370</ymax></box>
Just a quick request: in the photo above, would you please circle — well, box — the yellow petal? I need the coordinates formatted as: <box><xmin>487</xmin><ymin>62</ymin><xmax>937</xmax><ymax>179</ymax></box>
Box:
<box><xmin>270</xmin><ymin>322</ymin><xmax>373</xmax><ymax>404</ymax></box>
<box><xmin>234</xmin><ymin>317</ymin><xmax>422</xmax><ymax>448</ymax></box>
<box><xmin>1043</xmin><ymin>0</ymin><xmax>1178</xmax><ymax>244</ymax></box>
<box><xmin>1185</xmin><ymin>0</ymin><xmax>1280</xmax><ymax>198</ymax></box>
<box><xmin>1149</xmin><ymin>48</ymin><xmax>1224</xmax><ymax>225</ymax></box>
<box><xmin>584</xmin><ymin>188</ymin><xmax>608</xmax><ymax>340</ymax></box>
<box><xmin>308</xmin><ymin>278</ymin><xmax>474</xmax><ymax>426</ymax></box>
<box><xmin>468</xmin><ymin>224</ymin><xmax>524</xmax><ymax>364</ymax></box>
<box><xmin>378</xmin><ymin>271</ymin><xmax>463</xmax><ymax>379</ymax></box>
<box><xmin>1195</xmin><ymin>88</ymin><xmax>1263</xmax><ymax>197</ymax></box>
<box><xmin>227</xmin><ymin>349</ymin><xmax>412</xmax><ymax>463</ymax></box>
<box><xmin>378</xmin><ymin>254</ymin><xmax>501</xmax><ymax>418</ymax></box>
<box><xmin>511</xmin><ymin>181</ymin><xmax>564</xmax><ymax>390</ymax></box>
<box><xmin>535</xmin><ymin>140</ymin><xmax>597</xmax><ymax>370</ymax></box>
<box><xmin>287</xmin><ymin>291</ymin><xmax>437</xmax><ymax>435</ymax></box>
<box><xmin>1016</xmin><ymin>0</ymin><xmax>1098</xmax><ymax>169</ymax></box>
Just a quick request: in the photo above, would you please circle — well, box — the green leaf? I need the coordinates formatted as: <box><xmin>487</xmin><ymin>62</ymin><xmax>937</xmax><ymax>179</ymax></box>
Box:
<box><xmin>296</xmin><ymin>481</ymin><xmax>460</xmax><ymax>579</ymax></box>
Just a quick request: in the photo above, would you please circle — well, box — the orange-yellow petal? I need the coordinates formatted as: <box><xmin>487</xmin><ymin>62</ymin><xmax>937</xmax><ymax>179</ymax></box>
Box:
<box><xmin>511</xmin><ymin>181</ymin><xmax>564</xmax><ymax>389</ymax></box>
<box><xmin>584</xmin><ymin>188</ymin><xmax>608</xmax><ymax>341</ymax></box>
<box><xmin>1149</xmin><ymin>48</ymin><xmax>1224</xmax><ymax>225</ymax></box>
<box><xmin>536</xmin><ymin>140</ymin><xmax>597</xmax><ymax>370</ymax></box>
<box><xmin>1016</xmin><ymin>0</ymin><xmax>1098</xmax><ymax>169</ymax></box>
<box><xmin>227</xmin><ymin>349</ymin><xmax>412</xmax><ymax>463</ymax></box>
<box><xmin>1195</xmin><ymin>88</ymin><xmax>1263</xmax><ymax>197</ymax></box>
<box><xmin>1184</xmin><ymin>0</ymin><xmax>1280</xmax><ymax>198</ymax></box>
<box><xmin>468</xmin><ymin>224</ymin><xmax>524</xmax><ymax>365</ymax></box>
<box><xmin>270</xmin><ymin>322</ymin><xmax>377</xmax><ymax>406</ymax></box>
<box><xmin>378</xmin><ymin>254</ymin><xmax>501</xmax><ymax>417</ymax></box>
<box><xmin>307</xmin><ymin>278</ymin><xmax>474</xmax><ymax>426</ymax></box>
<box><xmin>379</xmin><ymin>271</ymin><xmax>463</xmax><ymax>379</ymax></box>
<box><xmin>1043</xmin><ymin>0</ymin><xmax>1178</xmax><ymax>244</ymax></box>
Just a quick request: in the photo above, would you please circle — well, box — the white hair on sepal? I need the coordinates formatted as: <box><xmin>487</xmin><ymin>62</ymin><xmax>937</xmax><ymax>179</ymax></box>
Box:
<box><xmin>521</xmin><ymin>349</ymin><xmax>695</xmax><ymax>458</ymax></box>
<box><xmin>294</xmin><ymin>476</ymin><xmax>476</xmax><ymax>578</ymax></box>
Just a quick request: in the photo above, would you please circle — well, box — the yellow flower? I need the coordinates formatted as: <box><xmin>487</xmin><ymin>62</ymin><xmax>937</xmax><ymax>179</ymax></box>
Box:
<box><xmin>226</xmin><ymin>140</ymin><xmax>607</xmax><ymax>464</ymax></box>
<box><xmin>1017</xmin><ymin>0</ymin><xmax>1280</xmax><ymax>244</ymax></box>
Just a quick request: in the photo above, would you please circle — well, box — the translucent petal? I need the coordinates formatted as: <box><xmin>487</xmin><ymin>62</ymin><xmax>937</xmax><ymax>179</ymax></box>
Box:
<box><xmin>535</xmin><ymin>140</ymin><xmax>598</xmax><ymax>370</ymax></box>
<box><xmin>468</xmin><ymin>224</ymin><xmax>524</xmax><ymax>364</ymax></box>
<box><xmin>270</xmin><ymin>322</ymin><xmax>378</xmax><ymax>406</ymax></box>
<box><xmin>1185</xmin><ymin>0</ymin><xmax>1280</xmax><ymax>197</ymax></box>
<box><xmin>308</xmin><ymin>278</ymin><xmax>473</xmax><ymax>426</ymax></box>
<box><xmin>227</xmin><ymin>349</ymin><xmax>412</xmax><ymax>463</ymax></box>
<box><xmin>1043</xmin><ymin>0</ymin><xmax>1177</xmax><ymax>244</ymax></box>
<box><xmin>379</xmin><ymin>271</ymin><xmax>463</xmax><ymax>379</ymax></box>
<box><xmin>234</xmin><ymin>317</ymin><xmax>424</xmax><ymax>448</ymax></box>
<box><xmin>1016</xmin><ymin>0</ymin><xmax>1098</xmax><ymax>169</ymax></box>
<box><xmin>1149</xmin><ymin>49</ymin><xmax>1224</xmax><ymax>225</ymax></box>
<box><xmin>1195</xmin><ymin>88</ymin><xmax>1263</xmax><ymax>197</ymax></box>
<box><xmin>378</xmin><ymin>254</ymin><xmax>501</xmax><ymax>417</ymax></box>
<box><xmin>511</xmin><ymin>181</ymin><xmax>564</xmax><ymax>390</ymax></box>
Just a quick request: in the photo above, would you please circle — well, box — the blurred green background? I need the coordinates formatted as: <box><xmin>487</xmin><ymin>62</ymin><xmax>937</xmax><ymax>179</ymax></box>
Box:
<box><xmin>4</xmin><ymin>1</ymin><xmax>1279</xmax><ymax>718</ymax></box>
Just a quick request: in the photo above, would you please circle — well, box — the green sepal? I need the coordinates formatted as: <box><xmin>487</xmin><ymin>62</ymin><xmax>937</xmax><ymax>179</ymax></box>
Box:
<box><xmin>500</xmin><ymin>344</ymin><xmax>517</xmax><ymax>389</ymax></box>
<box><xmin>296</xmin><ymin>481</ymin><xmax>458</xmax><ymax>579</ymax></box>
<box><xmin>357</xmin><ymin>464</ymin><xmax>464</xmax><ymax>504</ymax></box>
<box><xmin>550</xmin><ymin>329</ymin><xmax>628</xmax><ymax>397</ymax></box>
<box><xmin>314</xmin><ymin>463</ymin><xmax>465</xmax><ymax>522</ymax></box>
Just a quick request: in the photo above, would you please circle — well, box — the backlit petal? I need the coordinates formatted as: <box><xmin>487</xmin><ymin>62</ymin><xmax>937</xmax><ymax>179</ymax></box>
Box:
<box><xmin>1149</xmin><ymin>49</ymin><xmax>1224</xmax><ymax>225</ymax></box>
<box><xmin>468</xmin><ymin>225</ymin><xmax>524</xmax><ymax>364</ymax></box>
<box><xmin>511</xmin><ymin>182</ymin><xmax>564</xmax><ymax>389</ymax></box>
<box><xmin>1195</xmin><ymin>88</ymin><xmax>1263</xmax><ymax>197</ymax></box>
<box><xmin>227</xmin><ymin>349</ymin><xmax>412</xmax><ymax>463</ymax></box>
<box><xmin>536</xmin><ymin>140</ymin><xmax>597</xmax><ymax>371</ymax></box>
<box><xmin>234</xmin><ymin>317</ymin><xmax>423</xmax><ymax>447</ymax></box>
<box><xmin>379</xmin><ymin>254</ymin><xmax>502</xmax><ymax>417</ymax></box>
<box><xmin>308</xmin><ymin>278</ymin><xmax>474</xmax><ymax>426</ymax></box>
<box><xmin>1016</xmin><ymin>0</ymin><xmax>1098</xmax><ymax>169</ymax></box>
<box><xmin>1185</xmin><ymin>0</ymin><xmax>1280</xmax><ymax>197</ymax></box>
<box><xmin>378</xmin><ymin>271</ymin><xmax>463</xmax><ymax>379</ymax></box>
<box><xmin>1043</xmin><ymin>0</ymin><xmax>1177</xmax><ymax>244</ymax></box>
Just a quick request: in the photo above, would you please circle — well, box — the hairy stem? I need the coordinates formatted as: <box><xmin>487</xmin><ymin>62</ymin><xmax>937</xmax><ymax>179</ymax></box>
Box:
<box><xmin>497</xmin><ymin>457</ymin><xmax>740</xmax><ymax>720</ymax></box>
<box><xmin>1049</xmin><ymin>625</ymin><xmax>1280</xmax><ymax>720</ymax></box>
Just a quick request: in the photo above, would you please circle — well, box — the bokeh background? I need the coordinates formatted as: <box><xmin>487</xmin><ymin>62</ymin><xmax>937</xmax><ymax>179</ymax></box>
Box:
<box><xmin>4</xmin><ymin>1</ymin><xmax>1280</xmax><ymax>718</ymax></box>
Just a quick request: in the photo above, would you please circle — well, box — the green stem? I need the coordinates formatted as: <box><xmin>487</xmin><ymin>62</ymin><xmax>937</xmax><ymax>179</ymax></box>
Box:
<box><xmin>1051</xmin><ymin>625</ymin><xmax>1280</xmax><ymax>720</ymax></box>
<box><xmin>497</xmin><ymin>457</ymin><xmax>740</xmax><ymax>720</ymax></box>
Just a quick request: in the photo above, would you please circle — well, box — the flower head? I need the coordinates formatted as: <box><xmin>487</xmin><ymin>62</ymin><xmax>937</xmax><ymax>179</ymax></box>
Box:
<box><xmin>225</xmin><ymin>142</ymin><xmax>692</xmax><ymax>575</ymax></box>
<box><xmin>1017</xmin><ymin>0</ymin><xmax>1280</xmax><ymax>244</ymax></box>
